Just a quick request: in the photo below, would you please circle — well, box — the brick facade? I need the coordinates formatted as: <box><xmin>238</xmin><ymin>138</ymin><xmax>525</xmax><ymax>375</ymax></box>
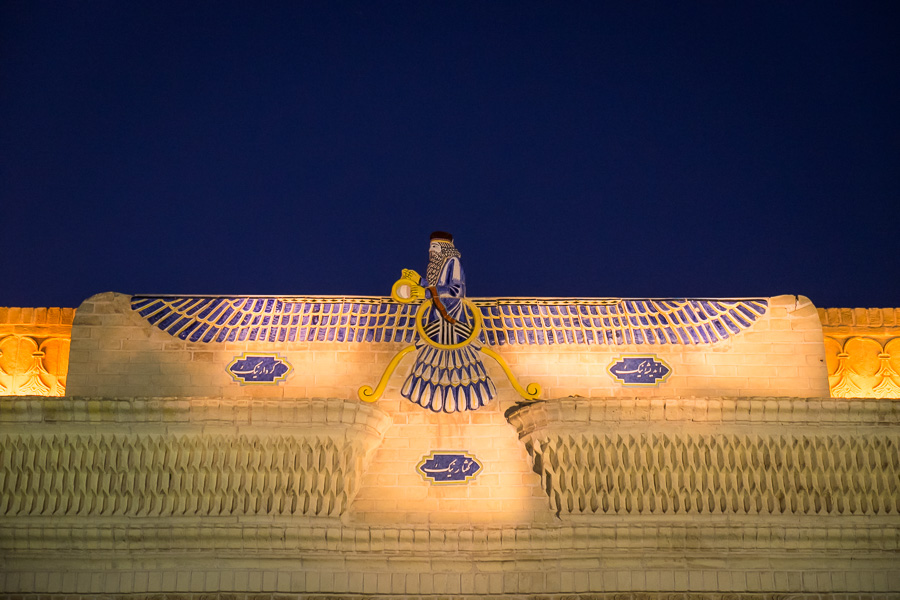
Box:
<box><xmin>0</xmin><ymin>294</ymin><xmax>897</xmax><ymax>598</ymax></box>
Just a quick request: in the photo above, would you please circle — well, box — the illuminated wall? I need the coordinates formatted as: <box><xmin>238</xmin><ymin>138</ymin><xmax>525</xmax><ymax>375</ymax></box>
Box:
<box><xmin>0</xmin><ymin>307</ymin><xmax>72</xmax><ymax>396</ymax></box>
<box><xmin>0</xmin><ymin>297</ymin><xmax>897</xmax><ymax>598</ymax></box>
<box><xmin>820</xmin><ymin>307</ymin><xmax>900</xmax><ymax>398</ymax></box>
<box><xmin>64</xmin><ymin>293</ymin><xmax>830</xmax><ymax>399</ymax></box>
<box><xmin>2</xmin><ymin>303</ymin><xmax>898</xmax><ymax>399</ymax></box>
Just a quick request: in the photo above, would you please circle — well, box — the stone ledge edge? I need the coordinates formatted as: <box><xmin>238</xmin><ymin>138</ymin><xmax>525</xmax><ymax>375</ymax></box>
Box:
<box><xmin>1</xmin><ymin>521</ymin><xmax>897</xmax><ymax>554</ymax></box>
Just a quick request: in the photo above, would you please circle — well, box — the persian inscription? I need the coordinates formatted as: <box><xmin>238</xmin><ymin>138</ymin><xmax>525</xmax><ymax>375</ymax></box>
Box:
<box><xmin>227</xmin><ymin>352</ymin><xmax>292</xmax><ymax>384</ymax></box>
<box><xmin>417</xmin><ymin>451</ymin><xmax>482</xmax><ymax>484</ymax></box>
<box><xmin>607</xmin><ymin>355</ymin><xmax>671</xmax><ymax>386</ymax></box>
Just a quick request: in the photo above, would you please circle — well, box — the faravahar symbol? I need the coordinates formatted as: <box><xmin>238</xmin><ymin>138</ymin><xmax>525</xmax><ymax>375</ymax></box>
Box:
<box><xmin>357</xmin><ymin>231</ymin><xmax>541</xmax><ymax>412</ymax></box>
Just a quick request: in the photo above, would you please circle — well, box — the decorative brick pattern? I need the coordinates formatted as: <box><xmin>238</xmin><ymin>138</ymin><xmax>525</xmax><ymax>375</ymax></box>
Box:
<box><xmin>507</xmin><ymin>398</ymin><xmax>900</xmax><ymax>516</ymax></box>
<box><xmin>818</xmin><ymin>307</ymin><xmax>900</xmax><ymax>329</ymax></box>
<box><xmin>824</xmin><ymin>336</ymin><xmax>900</xmax><ymax>398</ymax></box>
<box><xmin>0</xmin><ymin>567</ymin><xmax>898</xmax><ymax>596</ymax></box>
<box><xmin>524</xmin><ymin>432</ymin><xmax>897</xmax><ymax>516</ymax></box>
<box><xmin>0</xmin><ymin>307</ymin><xmax>75</xmax><ymax>328</ymax></box>
<box><xmin>819</xmin><ymin>307</ymin><xmax>900</xmax><ymax>399</ymax></box>
<box><xmin>2</xmin><ymin>521</ymin><xmax>896</xmax><ymax>554</ymax></box>
<box><xmin>0</xmin><ymin>301</ymin><xmax>898</xmax><ymax>596</ymax></box>
<box><xmin>0</xmin><ymin>433</ymin><xmax>366</xmax><ymax>517</ymax></box>
<box><xmin>1</xmin><ymin>396</ymin><xmax>898</xmax><ymax>596</ymax></box>
<box><xmin>0</xmin><ymin>397</ymin><xmax>389</xmax><ymax>518</ymax></box>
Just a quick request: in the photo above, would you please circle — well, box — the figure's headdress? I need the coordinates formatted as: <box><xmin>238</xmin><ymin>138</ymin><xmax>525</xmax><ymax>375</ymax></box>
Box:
<box><xmin>430</xmin><ymin>231</ymin><xmax>453</xmax><ymax>244</ymax></box>
<box><xmin>426</xmin><ymin>231</ymin><xmax>461</xmax><ymax>285</ymax></box>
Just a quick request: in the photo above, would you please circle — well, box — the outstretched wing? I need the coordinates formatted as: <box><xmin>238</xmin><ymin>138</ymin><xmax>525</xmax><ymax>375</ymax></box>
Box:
<box><xmin>131</xmin><ymin>296</ymin><xmax>418</xmax><ymax>344</ymax></box>
<box><xmin>474</xmin><ymin>298</ymin><xmax>768</xmax><ymax>346</ymax></box>
<box><xmin>132</xmin><ymin>296</ymin><xmax>766</xmax><ymax>346</ymax></box>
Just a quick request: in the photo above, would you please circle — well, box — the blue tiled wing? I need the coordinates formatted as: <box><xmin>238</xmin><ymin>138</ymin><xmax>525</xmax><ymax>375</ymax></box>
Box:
<box><xmin>131</xmin><ymin>296</ymin><xmax>766</xmax><ymax>346</ymax></box>
<box><xmin>130</xmin><ymin>296</ymin><xmax>418</xmax><ymax>344</ymax></box>
<box><xmin>473</xmin><ymin>298</ymin><xmax>768</xmax><ymax>346</ymax></box>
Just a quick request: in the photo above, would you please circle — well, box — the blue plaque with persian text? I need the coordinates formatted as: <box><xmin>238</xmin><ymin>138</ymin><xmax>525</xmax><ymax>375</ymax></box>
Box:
<box><xmin>607</xmin><ymin>355</ymin><xmax>672</xmax><ymax>386</ymax></box>
<box><xmin>417</xmin><ymin>451</ymin><xmax>482</xmax><ymax>484</ymax></box>
<box><xmin>227</xmin><ymin>353</ymin><xmax>292</xmax><ymax>384</ymax></box>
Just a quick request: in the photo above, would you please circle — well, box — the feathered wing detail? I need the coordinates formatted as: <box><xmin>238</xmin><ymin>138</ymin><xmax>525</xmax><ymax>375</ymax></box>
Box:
<box><xmin>130</xmin><ymin>296</ymin><xmax>417</xmax><ymax>344</ymax></box>
<box><xmin>131</xmin><ymin>296</ymin><xmax>767</xmax><ymax>347</ymax></box>
<box><xmin>401</xmin><ymin>344</ymin><xmax>496</xmax><ymax>413</ymax></box>
<box><xmin>476</xmin><ymin>298</ymin><xmax>769</xmax><ymax>346</ymax></box>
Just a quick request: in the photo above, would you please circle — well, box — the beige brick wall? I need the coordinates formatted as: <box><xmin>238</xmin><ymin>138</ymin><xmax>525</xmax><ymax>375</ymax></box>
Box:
<box><xmin>7</xmin><ymin>294</ymin><xmax>896</xmax><ymax>597</ymax></box>
<box><xmin>350</xmin><ymin>396</ymin><xmax>551</xmax><ymax>526</ymax></box>
<box><xmin>1</xmin><ymin>395</ymin><xmax>897</xmax><ymax>596</ymax></box>
<box><xmin>67</xmin><ymin>293</ymin><xmax>829</xmax><ymax>400</ymax></box>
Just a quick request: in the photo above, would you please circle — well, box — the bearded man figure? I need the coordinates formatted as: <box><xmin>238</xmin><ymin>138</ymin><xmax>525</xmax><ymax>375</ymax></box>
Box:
<box><xmin>400</xmin><ymin>231</ymin><xmax>497</xmax><ymax>412</ymax></box>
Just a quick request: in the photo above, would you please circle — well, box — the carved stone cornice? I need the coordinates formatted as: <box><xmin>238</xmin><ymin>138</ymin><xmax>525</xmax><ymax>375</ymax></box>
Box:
<box><xmin>0</xmin><ymin>396</ymin><xmax>391</xmax><ymax>433</ymax></box>
<box><xmin>0</xmin><ymin>594</ymin><xmax>897</xmax><ymax>600</ymax></box>
<box><xmin>505</xmin><ymin>397</ymin><xmax>900</xmax><ymax>437</ymax></box>
<box><xmin>1</xmin><ymin>520</ymin><xmax>896</xmax><ymax>555</ymax></box>
<box><xmin>819</xmin><ymin>307</ymin><xmax>900</xmax><ymax>335</ymax></box>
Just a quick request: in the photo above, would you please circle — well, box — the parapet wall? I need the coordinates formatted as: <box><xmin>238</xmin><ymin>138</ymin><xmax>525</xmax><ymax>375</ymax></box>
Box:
<box><xmin>66</xmin><ymin>292</ymin><xmax>829</xmax><ymax>400</ymax></box>
<box><xmin>5</xmin><ymin>301</ymin><xmax>898</xmax><ymax>400</ymax></box>
<box><xmin>1</xmin><ymin>394</ymin><xmax>897</xmax><ymax>596</ymax></box>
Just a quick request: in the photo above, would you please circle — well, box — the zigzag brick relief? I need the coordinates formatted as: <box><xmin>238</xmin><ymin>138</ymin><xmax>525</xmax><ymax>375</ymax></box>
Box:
<box><xmin>525</xmin><ymin>432</ymin><xmax>898</xmax><ymax>516</ymax></box>
<box><xmin>508</xmin><ymin>398</ymin><xmax>900</xmax><ymax>518</ymax></box>
<box><xmin>0</xmin><ymin>434</ymin><xmax>366</xmax><ymax>517</ymax></box>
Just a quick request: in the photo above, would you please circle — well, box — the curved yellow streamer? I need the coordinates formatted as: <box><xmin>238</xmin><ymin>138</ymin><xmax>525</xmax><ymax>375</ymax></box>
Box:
<box><xmin>480</xmin><ymin>346</ymin><xmax>542</xmax><ymax>400</ymax></box>
<box><xmin>357</xmin><ymin>344</ymin><xmax>417</xmax><ymax>403</ymax></box>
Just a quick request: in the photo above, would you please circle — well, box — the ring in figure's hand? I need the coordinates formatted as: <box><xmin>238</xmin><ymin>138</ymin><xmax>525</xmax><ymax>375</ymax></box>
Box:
<box><xmin>392</xmin><ymin>278</ymin><xmax>425</xmax><ymax>303</ymax></box>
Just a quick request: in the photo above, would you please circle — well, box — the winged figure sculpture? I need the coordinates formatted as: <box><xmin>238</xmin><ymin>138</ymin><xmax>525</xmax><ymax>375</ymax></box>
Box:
<box><xmin>131</xmin><ymin>233</ymin><xmax>767</xmax><ymax>413</ymax></box>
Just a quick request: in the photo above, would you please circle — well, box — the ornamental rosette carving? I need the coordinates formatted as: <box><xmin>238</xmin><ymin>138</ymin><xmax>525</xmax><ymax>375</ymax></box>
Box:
<box><xmin>0</xmin><ymin>334</ymin><xmax>70</xmax><ymax>397</ymax></box>
<box><xmin>0</xmin><ymin>307</ymin><xmax>74</xmax><ymax>397</ymax></box>
<box><xmin>824</xmin><ymin>336</ymin><xmax>900</xmax><ymax>398</ymax></box>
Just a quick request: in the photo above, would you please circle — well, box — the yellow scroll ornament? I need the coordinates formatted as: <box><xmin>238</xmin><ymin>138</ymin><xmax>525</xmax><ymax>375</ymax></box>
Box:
<box><xmin>357</xmin><ymin>344</ymin><xmax>417</xmax><ymax>402</ymax></box>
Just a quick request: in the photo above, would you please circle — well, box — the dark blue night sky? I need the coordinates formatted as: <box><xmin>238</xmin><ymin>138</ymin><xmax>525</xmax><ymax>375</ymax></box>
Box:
<box><xmin>2</xmin><ymin>3</ymin><xmax>898</xmax><ymax>309</ymax></box>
